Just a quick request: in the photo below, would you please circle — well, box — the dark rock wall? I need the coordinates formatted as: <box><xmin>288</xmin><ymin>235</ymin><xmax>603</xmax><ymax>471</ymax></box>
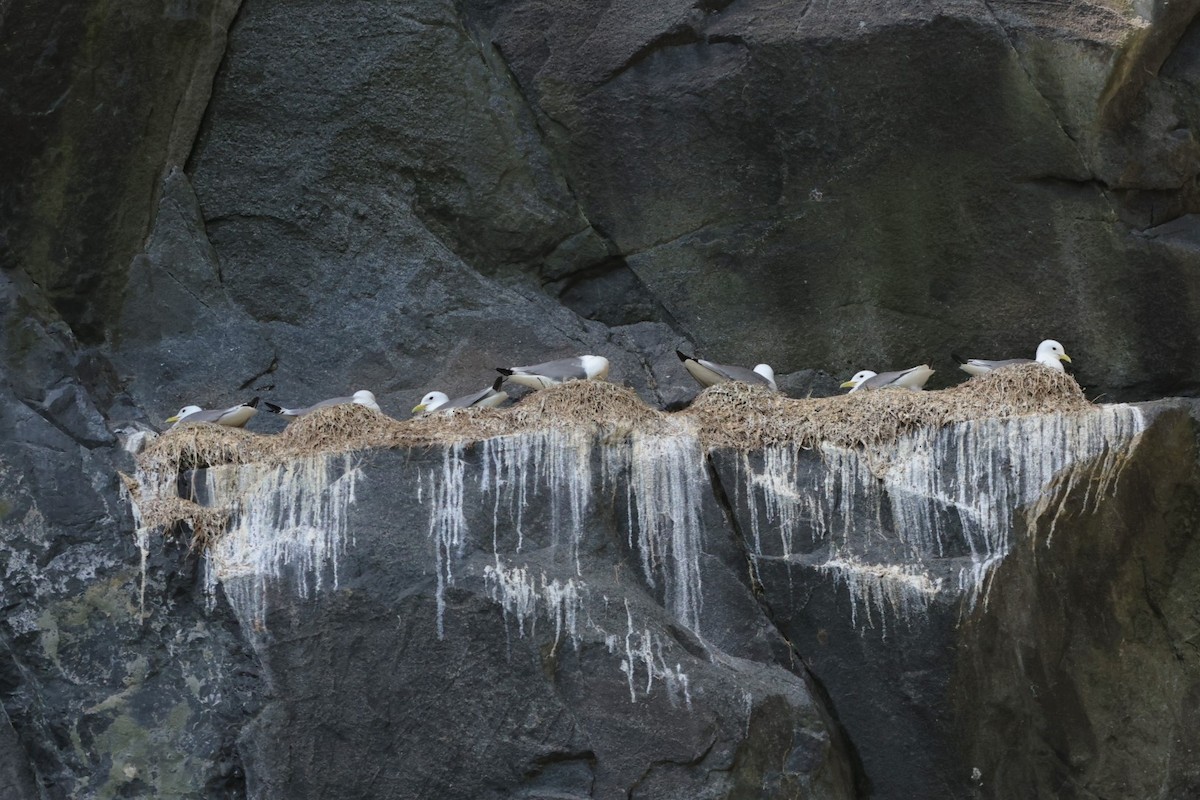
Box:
<box><xmin>4</xmin><ymin>0</ymin><xmax>1200</xmax><ymax>797</ymax></box>
<box><xmin>953</xmin><ymin>405</ymin><xmax>1200</xmax><ymax>798</ymax></box>
<box><xmin>188</xmin><ymin>445</ymin><xmax>855</xmax><ymax>799</ymax></box>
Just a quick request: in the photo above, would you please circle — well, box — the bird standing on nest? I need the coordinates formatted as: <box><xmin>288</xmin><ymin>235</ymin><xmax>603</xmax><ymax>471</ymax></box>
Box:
<box><xmin>954</xmin><ymin>340</ymin><xmax>1072</xmax><ymax>376</ymax></box>
<box><xmin>676</xmin><ymin>350</ymin><xmax>778</xmax><ymax>391</ymax></box>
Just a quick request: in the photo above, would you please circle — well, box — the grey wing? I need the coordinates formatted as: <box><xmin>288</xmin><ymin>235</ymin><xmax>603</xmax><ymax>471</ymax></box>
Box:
<box><xmin>703</xmin><ymin>359</ymin><xmax>769</xmax><ymax>386</ymax></box>
<box><xmin>972</xmin><ymin>357</ymin><xmax>1031</xmax><ymax>370</ymax></box>
<box><xmin>442</xmin><ymin>385</ymin><xmax>495</xmax><ymax>410</ymax></box>
<box><xmin>185</xmin><ymin>408</ymin><xmax>231</xmax><ymax>424</ymax></box>
<box><xmin>514</xmin><ymin>357</ymin><xmax>587</xmax><ymax>382</ymax></box>
<box><xmin>304</xmin><ymin>396</ymin><xmax>353</xmax><ymax>414</ymax></box>
<box><xmin>861</xmin><ymin>370</ymin><xmax>907</xmax><ymax>389</ymax></box>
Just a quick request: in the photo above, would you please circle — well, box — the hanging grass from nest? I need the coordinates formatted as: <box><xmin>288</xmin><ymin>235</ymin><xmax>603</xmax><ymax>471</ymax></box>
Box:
<box><xmin>136</xmin><ymin>496</ymin><xmax>230</xmax><ymax>552</ymax></box>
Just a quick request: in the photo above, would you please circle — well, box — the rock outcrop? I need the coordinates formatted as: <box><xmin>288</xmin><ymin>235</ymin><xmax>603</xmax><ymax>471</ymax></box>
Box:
<box><xmin>105</xmin><ymin>379</ymin><xmax>1197</xmax><ymax>798</ymax></box>
<box><xmin>5</xmin><ymin>0</ymin><xmax>1200</xmax><ymax>797</ymax></box>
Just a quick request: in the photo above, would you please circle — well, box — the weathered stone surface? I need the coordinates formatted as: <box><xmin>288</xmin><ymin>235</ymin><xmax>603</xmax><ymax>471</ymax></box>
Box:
<box><xmin>711</xmin><ymin>400</ymin><xmax>1200</xmax><ymax>799</ymax></box>
<box><xmin>7</xmin><ymin>0</ymin><xmax>1200</xmax><ymax>797</ymax></box>
<box><xmin>0</xmin><ymin>0</ymin><xmax>240</xmax><ymax>341</ymax></box>
<box><xmin>186</xmin><ymin>441</ymin><xmax>855</xmax><ymax>799</ymax></box>
<box><xmin>1</xmin><ymin>270</ymin><xmax>257</xmax><ymax>798</ymax></box>
<box><xmin>464</xmin><ymin>0</ymin><xmax>1200</xmax><ymax>399</ymax></box>
<box><xmin>952</xmin><ymin>402</ymin><xmax>1200</xmax><ymax>798</ymax></box>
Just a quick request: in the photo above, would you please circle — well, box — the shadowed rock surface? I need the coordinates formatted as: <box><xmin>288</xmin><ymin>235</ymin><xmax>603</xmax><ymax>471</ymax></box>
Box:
<box><xmin>4</xmin><ymin>0</ymin><xmax>1200</xmax><ymax>797</ymax></box>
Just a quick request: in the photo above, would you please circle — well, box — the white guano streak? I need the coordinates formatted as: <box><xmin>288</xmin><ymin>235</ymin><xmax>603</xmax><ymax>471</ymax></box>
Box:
<box><xmin>201</xmin><ymin>454</ymin><xmax>361</xmax><ymax>626</ymax></box>
<box><xmin>423</xmin><ymin>428</ymin><xmax>703</xmax><ymax>704</ymax></box>
<box><xmin>426</xmin><ymin>428</ymin><xmax>707</xmax><ymax>636</ymax></box>
<box><xmin>741</xmin><ymin>406</ymin><xmax>1145</xmax><ymax>627</ymax></box>
<box><xmin>482</xmin><ymin>559</ymin><xmax>586</xmax><ymax>653</ymax></box>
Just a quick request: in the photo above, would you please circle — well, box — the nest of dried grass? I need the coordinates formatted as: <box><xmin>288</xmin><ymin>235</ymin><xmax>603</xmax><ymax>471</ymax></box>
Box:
<box><xmin>129</xmin><ymin>367</ymin><xmax>1101</xmax><ymax>545</ymax></box>
<box><xmin>683</xmin><ymin>363</ymin><xmax>1092</xmax><ymax>450</ymax></box>
<box><xmin>139</xmin><ymin>423</ymin><xmax>263</xmax><ymax>474</ymax></box>
<box><xmin>138</xmin><ymin>381</ymin><xmax>671</xmax><ymax>475</ymax></box>
<box><xmin>136</xmin><ymin>495</ymin><xmax>230</xmax><ymax>552</ymax></box>
<box><xmin>137</xmin><ymin>365</ymin><xmax>1094</xmax><ymax>473</ymax></box>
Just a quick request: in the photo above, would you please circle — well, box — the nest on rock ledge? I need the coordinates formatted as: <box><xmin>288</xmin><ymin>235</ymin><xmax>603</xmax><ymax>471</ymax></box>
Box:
<box><xmin>685</xmin><ymin>363</ymin><xmax>1092</xmax><ymax>450</ymax></box>
<box><xmin>138</xmin><ymin>363</ymin><xmax>1092</xmax><ymax>476</ymax></box>
<box><xmin>132</xmin><ymin>365</ymin><xmax>1096</xmax><ymax>546</ymax></box>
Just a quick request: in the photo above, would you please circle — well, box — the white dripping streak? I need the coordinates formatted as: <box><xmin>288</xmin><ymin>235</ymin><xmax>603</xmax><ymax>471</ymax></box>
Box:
<box><xmin>622</xmin><ymin>432</ymin><xmax>706</xmax><ymax>634</ymax></box>
<box><xmin>741</xmin><ymin>405</ymin><xmax>1146</xmax><ymax>626</ymax></box>
<box><xmin>423</xmin><ymin>431</ymin><xmax>594</xmax><ymax>638</ymax></box>
<box><xmin>425</xmin><ymin>428</ymin><xmax>709</xmax><ymax>634</ymax></box>
<box><xmin>617</xmin><ymin>599</ymin><xmax>693</xmax><ymax>708</ymax></box>
<box><xmin>482</xmin><ymin>560</ymin><xmax>586</xmax><ymax>653</ymax></box>
<box><xmin>425</xmin><ymin>445</ymin><xmax>467</xmax><ymax>639</ymax></box>
<box><xmin>476</xmin><ymin>430</ymin><xmax>594</xmax><ymax>571</ymax></box>
<box><xmin>120</xmin><ymin>480</ymin><xmax>150</xmax><ymax>621</ymax></box>
<box><xmin>888</xmin><ymin>406</ymin><xmax>1146</xmax><ymax>608</ymax></box>
<box><xmin>202</xmin><ymin>454</ymin><xmax>361</xmax><ymax>626</ymax></box>
<box><xmin>817</xmin><ymin>557</ymin><xmax>941</xmax><ymax>633</ymax></box>
<box><xmin>125</xmin><ymin>466</ymin><xmax>178</xmax><ymax>620</ymax></box>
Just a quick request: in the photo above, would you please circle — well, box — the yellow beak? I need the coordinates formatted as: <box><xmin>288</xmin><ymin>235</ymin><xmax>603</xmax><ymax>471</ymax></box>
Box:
<box><xmin>839</xmin><ymin>380</ymin><xmax>856</xmax><ymax>389</ymax></box>
<box><xmin>411</xmin><ymin>404</ymin><xmax>425</xmax><ymax>414</ymax></box>
<box><xmin>165</xmin><ymin>415</ymin><xmax>180</xmax><ymax>423</ymax></box>
<box><xmin>1060</xmin><ymin>353</ymin><xmax>1073</xmax><ymax>363</ymax></box>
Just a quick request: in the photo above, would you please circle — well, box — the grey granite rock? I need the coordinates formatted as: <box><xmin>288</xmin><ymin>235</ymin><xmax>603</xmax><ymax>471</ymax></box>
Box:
<box><xmin>6</xmin><ymin>0</ymin><xmax>1200</xmax><ymax>797</ymax></box>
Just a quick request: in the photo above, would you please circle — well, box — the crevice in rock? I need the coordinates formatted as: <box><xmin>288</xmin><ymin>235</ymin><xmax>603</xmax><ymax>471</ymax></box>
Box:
<box><xmin>15</xmin><ymin>394</ymin><xmax>105</xmax><ymax>451</ymax></box>
<box><xmin>979</xmin><ymin>0</ymin><xmax>1119</xmax><ymax>215</ymax></box>
<box><xmin>703</xmin><ymin>456</ymin><xmax>767</xmax><ymax>607</ymax></box>
<box><xmin>456</xmin><ymin>9</ymin><xmax>700</xmax><ymax>347</ymax></box>
<box><xmin>600</xmin><ymin>27</ymin><xmax>748</xmax><ymax>89</ymax></box>
<box><xmin>693</xmin><ymin>0</ymin><xmax>736</xmax><ymax>15</ymax></box>
<box><xmin>546</xmin><ymin>256</ymin><xmax>678</xmax><ymax>328</ymax></box>
<box><xmin>606</xmin><ymin>26</ymin><xmax>707</xmax><ymax>85</ymax></box>
<box><xmin>238</xmin><ymin>354</ymin><xmax>278</xmax><ymax>392</ymax></box>
<box><xmin>627</xmin><ymin>733</ymin><xmax>718</xmax><ymax>796</ymax></box>
<box><xmin>701</xmin><ymin>453</ymin><xmax>872</xmax><ymax>797</ymax></box>
<box><xmin>183</xmin><ymin>0</ymin><xmax>249</xmax><ymax>178</ymax></box>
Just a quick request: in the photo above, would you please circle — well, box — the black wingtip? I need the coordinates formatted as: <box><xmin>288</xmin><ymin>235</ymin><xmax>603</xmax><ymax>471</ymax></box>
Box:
<box><xmin>492</xmin><ymin>376</ymin><xmax>506</xmax><ymax>391</ymax></box>
<box><xmin>675</xmin><ymin>349</ymin><xmax>693</xmax><ymax>363</ymax></box>
<box><xmin>263</xmin><ymin>401</ymin><xmax>284</xmax><ymax>414</ymax></box>
<box><xmin>496</xmin><ymin>367</ymin><xmax>514</xmax><ymax>376</ymax></box>
<box><xmin>246</xmin><ymin>396</ymin><xmax>261</xmax><ymax>408</ymax></box>
<box><xmin>951</xmin><ymin>353</ymin><xmax>967</xmax><ymax>365</ymax></box>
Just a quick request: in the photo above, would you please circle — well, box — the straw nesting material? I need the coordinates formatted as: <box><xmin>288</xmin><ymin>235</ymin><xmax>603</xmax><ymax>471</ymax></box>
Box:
<box><xmin>683</xmin><ymin>362</ymin><xmax>1092</xmax><ymax>450</ymax></box>
<box><xmin>139</xmin><ymin>364</ymin><xmax>1094</xmax><ymax>474</ymax></box>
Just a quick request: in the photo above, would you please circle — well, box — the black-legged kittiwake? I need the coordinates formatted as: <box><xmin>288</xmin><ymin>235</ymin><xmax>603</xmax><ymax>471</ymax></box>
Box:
<box><xmin>165</xmin><ymin>397</ymin><xmax>260</xmax><ymax>428</ymax></box>
<box><xmin>413</xmin><ymin>377</ymin><xmax>509</xmax><ymax>414</ymax></box>
<box><xmin>954</xmin><ymin>340</ymin><xmax>1072</xmax><ymax>376</ymax></box>
<box><xmin>264</xmin><ymin>390</ymin><xmax>381</xmax><ymax>418</ymax></box>
<box><xmin>495</xmin><ymin>355</ymin><xmax>610</xmax><ymax>390</ymax></box>
<box><xmin>840</xmin><ymin>365</ymin><xmax>935</xmax><ymax>392</ymax></box>
<box><xmin>676</xmin><ymin>350</ymin><xmax>777</xmax><ymax>391</ymax></box>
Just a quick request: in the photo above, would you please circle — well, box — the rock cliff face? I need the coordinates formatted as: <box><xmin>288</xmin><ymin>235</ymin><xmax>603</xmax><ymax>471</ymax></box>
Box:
<box><xmin>4</xmin><ymin>0</ymin><xmax>1200</xmax><ymax>797</ymax></box>
<box><xmin>103</xmin><ymin>389</ymin><xmax>1194</xmax><ymax>798</ymax></box>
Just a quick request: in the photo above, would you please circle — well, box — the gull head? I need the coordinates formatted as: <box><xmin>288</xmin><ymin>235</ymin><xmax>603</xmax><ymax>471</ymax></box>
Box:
<box><xmin>352</xmin><ymin>390</ymin><xmax>381</xmax><ymax>412</ymax></box>
<box><xmin>413</xmin><ymin>391</ymin><xmax>448</xmax><ymax>415</ymax></box>
<box><xmin>753</xmin><ymin>364</ymin><xmax>778</xmax><ymax>391</ymax></box>
<box><xmin>580</xmin><ymin>355</ymin><xmax>610</xmax><ymax>380</ymax></box>
<box><xmin>165</xmin><ymin>405</ymin><xmax>201</xmax><ymax>424</ymax></box>
<box><xmin>840</xmin><ymin>370</ymin><xmax>877</xmax><ymax>392</ymax></box>
<box><xmin>1035</xmin><ymin>339</ymin><xmax>1071</xmax><ymax>371</ymax></box>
